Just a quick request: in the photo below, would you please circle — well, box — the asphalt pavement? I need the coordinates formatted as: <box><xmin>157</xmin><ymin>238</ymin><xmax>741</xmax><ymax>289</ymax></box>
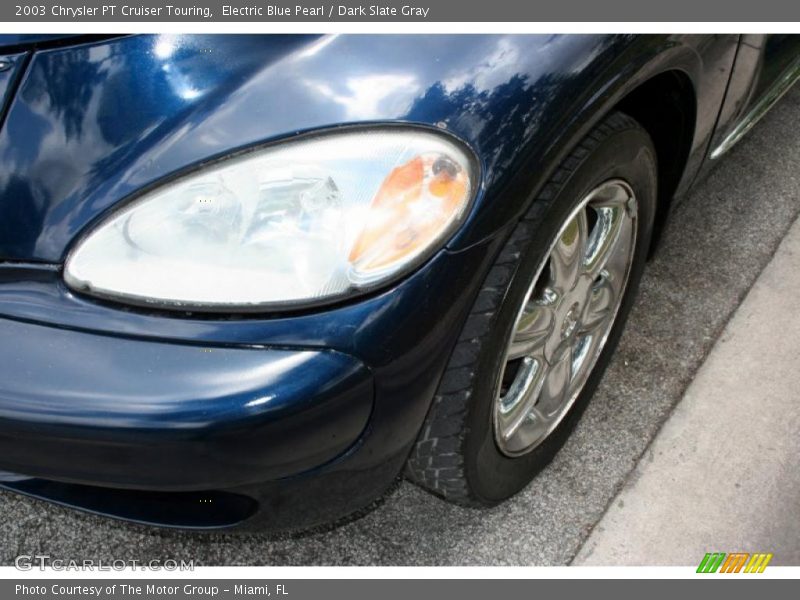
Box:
<box><xmin>1</xmin><ymin>86</ymin><xmax>799</xmax><ymax>567</ymax></box>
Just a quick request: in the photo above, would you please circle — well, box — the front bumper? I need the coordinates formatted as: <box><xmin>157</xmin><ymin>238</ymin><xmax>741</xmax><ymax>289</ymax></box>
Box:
<box><xmin>0</xmin><ymin>317</ymin><xmax>373</xmax><ymax>491</ymax></box>
<box><xmin>0</xmin><ymin>316</ymin><xmax>381</xmax><ymax>530</ymax></box>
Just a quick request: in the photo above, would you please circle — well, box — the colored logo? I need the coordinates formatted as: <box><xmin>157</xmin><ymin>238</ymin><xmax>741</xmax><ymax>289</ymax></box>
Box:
<box><xmin>697</xmin><ymin>552</ymin><xmax>773</xmax><ymax>573</ymax></box>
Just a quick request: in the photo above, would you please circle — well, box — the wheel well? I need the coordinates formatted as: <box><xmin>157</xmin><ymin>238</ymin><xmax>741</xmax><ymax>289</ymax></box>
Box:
<box><xmin>615</xmin><ymin>71</ymin><xmax>696</xmax><ymax>252</ymax></box>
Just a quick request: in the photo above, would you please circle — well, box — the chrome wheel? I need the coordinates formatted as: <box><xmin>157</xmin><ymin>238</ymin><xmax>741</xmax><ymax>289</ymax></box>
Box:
<box><xmin>493</xmin><ymin>179</ymin><xmax>638</xmax><ymax>456</ymax></box>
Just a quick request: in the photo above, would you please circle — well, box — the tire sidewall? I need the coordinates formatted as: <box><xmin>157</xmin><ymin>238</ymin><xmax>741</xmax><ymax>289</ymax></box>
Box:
<box><xmin>463</xmin><ymin>126</ymin><xmax>658</xmax><ymax>504</ymax></box>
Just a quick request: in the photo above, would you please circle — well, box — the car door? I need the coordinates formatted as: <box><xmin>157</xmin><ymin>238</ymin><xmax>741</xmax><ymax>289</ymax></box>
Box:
<box><xmin>707</xmin><ymin>34</ymin><xmax>800</xmax><ymax>160</ymax></box>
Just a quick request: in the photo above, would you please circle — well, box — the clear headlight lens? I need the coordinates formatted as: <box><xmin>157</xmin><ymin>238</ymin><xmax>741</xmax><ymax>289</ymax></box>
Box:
<box><xmin>64</xmin><ymin>129</ymin><xmax>476</xmax><ymax>310</ymax></box>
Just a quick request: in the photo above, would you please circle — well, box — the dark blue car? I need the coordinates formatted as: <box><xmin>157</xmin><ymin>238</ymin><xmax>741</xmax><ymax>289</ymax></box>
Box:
<box><xmin>0</xmin><ymin>34</ymin><xmax>797</xmax><ymax>531</ymax></box>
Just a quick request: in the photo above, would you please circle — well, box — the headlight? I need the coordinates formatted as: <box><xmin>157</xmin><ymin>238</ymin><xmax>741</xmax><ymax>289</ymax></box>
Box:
<box><xmin>64</xmin><ymin>128</ymin><xmax>476</xmax><ymax>310</ymax></box>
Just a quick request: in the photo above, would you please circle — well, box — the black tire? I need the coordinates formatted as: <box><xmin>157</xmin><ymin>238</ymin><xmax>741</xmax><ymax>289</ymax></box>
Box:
<box><xmin>405</xmin><ymin>111</ymin><xmax>658</xmax><ymax>505</ymax></box>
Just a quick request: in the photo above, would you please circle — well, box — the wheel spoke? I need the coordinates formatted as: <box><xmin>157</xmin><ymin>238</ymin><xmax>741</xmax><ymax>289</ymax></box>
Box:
<box><xmin>537</xmin><ymin>346</ymin><xmax>572</xmax><ymax>417</ymax></box>
<box><xmin>497</xmin><ymin>356</ymin><xmax>547</xmax><ymax>441</ymax></box>
<box><xmin>549</xmin><ymin>208</ymin><xmax>588</xmax><ymax>293</ymax></box>
<box><xmin>585</xmin><ymin>205</ymin><xmax>627</xmax><ymax>279</ymax></box>
<box><xmin>579</xmin><ymin>275</ymin><xmax>616</xmax><ymax>334</ymax></box>
<box><xmin>507</xmin><ymin>302</ymin><xmax>556</xmax><ymax>360</ymax></box>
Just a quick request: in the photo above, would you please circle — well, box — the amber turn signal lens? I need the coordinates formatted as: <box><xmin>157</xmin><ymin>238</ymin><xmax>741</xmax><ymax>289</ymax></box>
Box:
<box><xmin>348</xmin><ymin>153</ymin><xmax>471</xmax><ymax>278</ymax></box>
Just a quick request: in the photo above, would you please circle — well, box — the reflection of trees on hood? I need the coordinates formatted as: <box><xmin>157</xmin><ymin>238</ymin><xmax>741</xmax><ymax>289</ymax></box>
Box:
<box><xmin>22</xmin><ymin>46</ymin><xmax>108</xmax><ymax>141</ymax></box>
